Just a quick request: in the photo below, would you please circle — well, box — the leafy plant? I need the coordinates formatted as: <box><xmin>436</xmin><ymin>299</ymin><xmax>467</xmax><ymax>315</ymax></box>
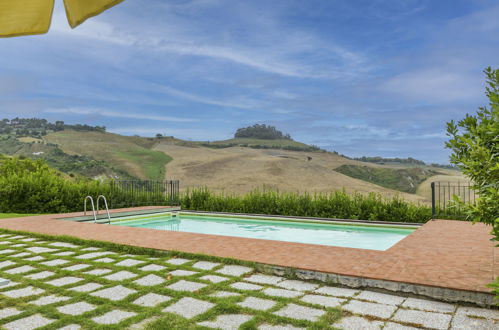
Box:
<box><xmin>446</xmin><ymin>67</ymin><xmax>499</xmax><ymax>240</ymax></box>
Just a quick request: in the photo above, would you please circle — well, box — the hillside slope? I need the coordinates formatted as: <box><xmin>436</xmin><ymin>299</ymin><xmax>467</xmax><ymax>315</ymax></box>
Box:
<box><xmin>44</xmin><ymin>130</ymin><xmax>171</xmax><ymax>180</ymax></box>
<box><xmin>153</xmin><ymin>141</ymin><xmax>431</xmax><ymax>204</ymax></box>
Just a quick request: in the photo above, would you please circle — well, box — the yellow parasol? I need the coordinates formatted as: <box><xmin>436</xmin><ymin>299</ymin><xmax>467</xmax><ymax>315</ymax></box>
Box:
<box><xmin>0</xmin><ymin>0</ymin><xmax>124</xmax><ymax>38</ymax></box>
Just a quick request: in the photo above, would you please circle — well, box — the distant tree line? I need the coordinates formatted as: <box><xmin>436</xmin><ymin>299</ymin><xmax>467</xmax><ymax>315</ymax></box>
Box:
<box><xmin>352</xmin><ymin>156</ymin><xmax>456</xmax><ymax>169</ymax></box>
<box><xmin>0</xmin><ymin>118</ymin><xmax>105</xmax><ymax>138</ymax></box>
<box><xmin>235</xmin><ymin>124</ymin><xmax>292</xmax><ymax>140</ymax></box>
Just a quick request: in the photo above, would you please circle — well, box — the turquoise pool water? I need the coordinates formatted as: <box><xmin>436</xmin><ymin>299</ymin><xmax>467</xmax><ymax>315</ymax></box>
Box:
<box><xmin>112</xmin><ymin>213</ymin><xmax>416</xmax><ymax>251</ymax></box>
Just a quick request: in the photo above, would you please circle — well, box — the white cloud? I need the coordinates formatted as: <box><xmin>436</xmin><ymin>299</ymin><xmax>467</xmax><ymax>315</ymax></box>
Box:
<box><xmin>45</xmin><ymin>108</ymin><xmax>197</xmax><ymax>123</ymax></box>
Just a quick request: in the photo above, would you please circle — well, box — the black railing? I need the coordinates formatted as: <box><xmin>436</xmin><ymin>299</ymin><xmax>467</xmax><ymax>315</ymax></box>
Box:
<box><xmin>431</xmin><ymin>181</ymin><xmax>476</xmax><ymax>219</ymax></box>
<box><xmin>108</xmin><ymin>180</ymin><xmax>180</xmax><ymax>209</ymax></box>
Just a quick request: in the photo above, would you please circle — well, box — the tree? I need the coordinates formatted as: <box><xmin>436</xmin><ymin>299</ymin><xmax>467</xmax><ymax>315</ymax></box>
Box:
<box><xmin>445</xmin><ymin>67</ymin><xmax>499</xmax><ymax>240</ymax></box>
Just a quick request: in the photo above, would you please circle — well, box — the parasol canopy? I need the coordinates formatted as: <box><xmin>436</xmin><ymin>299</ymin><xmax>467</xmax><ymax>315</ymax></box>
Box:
<box><xmin>0</xmin><ymin>0</ymin><xmax>124</xmax><ymax>38</ymax></box>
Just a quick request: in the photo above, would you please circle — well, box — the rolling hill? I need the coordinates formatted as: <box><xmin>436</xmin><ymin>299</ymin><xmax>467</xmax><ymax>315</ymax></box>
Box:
<box><xmin>0</xmin><ymin>118</ymin><xmax>464</xmax><ymax>204</ymax></box>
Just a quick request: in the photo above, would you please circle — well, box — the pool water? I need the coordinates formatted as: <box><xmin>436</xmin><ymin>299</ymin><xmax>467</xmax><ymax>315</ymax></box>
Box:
<box><xmin>112</xmin><ymin>213</ymin><xmax>415</xmax><ymax>251</ymax></box>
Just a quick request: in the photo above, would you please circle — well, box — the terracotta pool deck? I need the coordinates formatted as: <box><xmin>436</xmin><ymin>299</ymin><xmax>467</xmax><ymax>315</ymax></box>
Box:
<box><xmin>0</xmin><ymin>207</ymin><xmax>497</xmax><ymax>305</ymax></box>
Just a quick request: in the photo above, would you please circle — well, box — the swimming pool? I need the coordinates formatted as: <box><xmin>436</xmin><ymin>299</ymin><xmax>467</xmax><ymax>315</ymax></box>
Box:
<box><xmin>111</xmin><ymin>213</ymin><xmax>416</xmax><ymax>250</ymax></box>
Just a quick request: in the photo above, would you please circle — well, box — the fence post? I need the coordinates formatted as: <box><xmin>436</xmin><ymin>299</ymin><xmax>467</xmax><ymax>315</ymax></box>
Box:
<box><xmin>431</xmin><ymin>182</ymin><xmax>435</xmax><ymax>220</ymax></box>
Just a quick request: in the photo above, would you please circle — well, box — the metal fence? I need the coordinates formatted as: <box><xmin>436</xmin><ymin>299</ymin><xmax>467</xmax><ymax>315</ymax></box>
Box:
<box><xmin>108</xmin><ymin>180</ymin><xmax>180</xmax><ymax>209</ymax></box>
<box><xmin>431</xmin><ymin>181</ymin><xmax>476</xmax><ymax>219</ymax></box>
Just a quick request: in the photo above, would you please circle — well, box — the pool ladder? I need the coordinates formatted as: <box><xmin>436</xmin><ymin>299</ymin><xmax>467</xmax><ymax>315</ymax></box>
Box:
<box><xmin>84</xmin><ymin>195</ymin><xmax>111</xmax><ymax>224</ymax></box>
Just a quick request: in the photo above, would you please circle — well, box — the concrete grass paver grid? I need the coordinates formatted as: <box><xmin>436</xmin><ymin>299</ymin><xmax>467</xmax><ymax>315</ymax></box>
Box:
<box><xmin>163</xmin><ymin>297</ymin><xmax>214</xmax><ymax>319</ymax></box>
<box><xmin>392</xmin><ymin>309</ymin><xmax>452</xmax><ymax>329</ymax></box>
<box><xmin>197</xmin><ymin>314</ymin><xmax>253</xmax><ymax>329</ymax></box>
<box><xmin>3</xmin><ymin>313</ymin><xmax>54</xmax><ymax>330</ymax></box>
<box><xmin>57</xmin><ymin>301</ymin><xmax>96</xmax><ymax>315</ymax></box>
<box><xmin>92</xmin><ymin>310</ymin><xmax>137</xmax><ymax>325</ymax></box>
<box><xmin>2</xmin><ymin>232</ymin><xmax>499</xmax><ymax>330</ymax></box>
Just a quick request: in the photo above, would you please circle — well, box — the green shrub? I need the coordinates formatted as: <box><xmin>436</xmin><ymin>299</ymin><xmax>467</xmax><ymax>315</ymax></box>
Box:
<box><xmin>180</xmin><ymin>188</ymin><xmax>434</xmax><ymax>223</ymax></box>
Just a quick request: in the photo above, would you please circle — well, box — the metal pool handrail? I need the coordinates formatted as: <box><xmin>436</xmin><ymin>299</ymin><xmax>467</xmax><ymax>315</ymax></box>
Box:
<box><xmin>84</xmin><ymin>196</ymin><xmax>97</xmax><ymax>223</ymax></box>
<box><xmin>96</xmin><ymin>195</ymin><xmax>111</xmax><ymax>224</ymax></box>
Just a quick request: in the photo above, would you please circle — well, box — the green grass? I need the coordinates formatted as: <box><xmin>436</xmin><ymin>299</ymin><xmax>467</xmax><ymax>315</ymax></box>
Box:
<box><xmin>193</xmin><ymin>138</ymin><xmax>321</xmax><ymax>152</ymax></box>
<box><xmin>335</xmin><ymin>165</ymin><xmax>442</xmax><ymax>193</ymax></box>
<box><xmin>115</xmin><ymin>150</ymin><xmax>172</xmax><ymax>181</ymax></box>
<box><xmin>0</xmin><ymin>229</ymin><xmax>345</xmax><ymax>329</ymax></box>
<box><xmin>0</xmin><ymin>213</ymin><xmax>39</xmax><ymax>219</ymax></box>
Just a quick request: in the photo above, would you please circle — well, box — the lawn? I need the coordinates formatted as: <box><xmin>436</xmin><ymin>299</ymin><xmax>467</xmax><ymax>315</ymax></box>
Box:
<box><xmin>0</xmin><ymin>230</ymin><xmax>496</xmax><ymax>329</ymax></box>
<box><xmin>0</xmin><ymin>214</ymin><xmax>39</xmax><ymax>219</ymax></box>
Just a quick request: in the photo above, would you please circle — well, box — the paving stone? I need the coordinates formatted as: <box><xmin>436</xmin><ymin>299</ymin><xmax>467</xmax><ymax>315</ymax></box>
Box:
<box><xmin>392</xmin><ymin>309</ymin><xmax>452</xmax><ymax>329</ymax></box>
<box><xmin>216</xmin><ymin>265</ymin><xmax>253</xmax><ymax>276</ymax></box>
<box><xmin>31</xmin><ymin>294</ymin><xmax>71</xmax><ymax>306</ymax></box>
<box><xmin>451</xmin><ymin>312</ymin><xmax>499</xmax><ymax>329</ymax></box>
<box><xmin>25</xmin><ymin>271</ymin><xmax>55</xmax><ymax>280</ymax></box>
<box><xmin>0</xmin><ymin>281</ymin><xmax>18</xmax><ymax>288</ymax></box>
<box><xmin>25</xmin><ymin>256</ymin><xmax>44</xmax><ymax>261</ymax></box>
<box><xmin>81</xmin><ymin>247</ymin><xmax>101</xmax><ymax>251</ymax></box>
<box><xmin>57</xmin><ymin>302</ymin><xmax>96</xmax><ymax>315</ymax></box>
<box><xmin>26</xmin><ymin>246</ymin><xmax>57</xmax><ymax>253</ymax></box>
<box><xmin>53</xmin><ymin>251</ymin><xmax>76</xmax><ymax>256</ymax></box>
<box><xmin>0</xmin><ymin>260</ymin><xmax>16</xmax><ymax>269</ymax></box>
<box><xmin>84</xmin><ymin>268</ymin><xmax>113</xmax><ymax>275</ymax></box>
<box><xmin>246</xmin><ymin>274</ymin><xmax>284</xmax><ymax>285</ymax></box>
<box><xmin>192</xmin><ymin>261</ymin><xmax>220</xmax><ymax>270</ymax></box>
<box><xmin>200</xmin><ymin>275</ymin><xmax>229</xmax><ymax>283</ymax></box>
<box><xmin>115</xmin><ymin>258</ymin><xmax>145</xmax><ymax>267</ymax></box>
<box><xmin>133</xmin><ymin>293</ymin><xmax>172</xmax><ymax>307</ymax></box>
<box><xmin>314</xmin><ymin>286</ymin><xmax>359</xmax><ymax>297</ymax></box>
<box><xmin>11</xmin><ymin>243</ymin><xmax>27</xmax><ymax>247</ymax></box>
<box><xmin>402</xmin><ymin>297</ymin><xmax>455</xmax><ymax>313</ymax></box>
<box><xmin>10</xmin><ymin>252</ymin><xmax>31</xmax><ymax>258</ymax></box>
<box><xmin>20</xmin><ymin>238</ymin><xmax>38</xmax><ymax>242</ymax></box>
<box><xmin>274</xmin><ymin>303</ymin><xmax>325</xmax><ymax>321</ymax></box>
<box><xmin>238</xmin><ymin>296</ymin><xmax>276</xmax><ymax>311</ymax></box>
<box><xmin>454</xmin><ymin>306</ymin><xmax>499</xmax><ymax>319</ymax></box>
<box><xmin>167</xmin><ymin>280</ymin><xmax>207</xmax><ymax>292</ymax></box>
<box><xmin>3</xmin><ymin>313</ymin><xmax>54</xmax><ymax>330</ymax></box>
<box><xmin>300</xmin><ymin>294</ymin><xmax>345</xmax><ymax>308</ymax></box>
<box><xmin>277</xmin><ymin>280</ymin><xmax>320</xmax><ymax>292</ymax></box>
<box><xmin>343</xmin><ymin>300</ymin><xmax>396</xmax><ymax>319</ymax></box>
<box><xmin>0</xmin><ymin>234</ymin><xmax>11</xmax><ymax>238</ymax></box>
<box><xmin>169</xmin><ymin>269</ymin><xmax>198</xmax><ymax>276</ymax></box>
<box><xmin>0</xmin><ymin>241</ymin><xmax>10</xmax><ymax>244</ymax></box>
<box><xmin>0</xmin><ymin>307</ymin><xmax>22</xmax><ymax>319</ymax></box>
<box><xmin>92</xmin><ymin>310</ymin><xmax>137</xmax><ymax>325</ymax></box>
<box><xmin>230</xmin><ymin>282</ymin><xmax>263</xmax><ymax>291</ymax></box>
<box><xmin>264</xmin><ymin>288</ymin><xmax>303</xmax><ymax>298</ymax></box>
<box><xmin>165</xmin><ymin>257</ymin><xmax>191</xmax><ymax>265</ymax></box>
<box><xmin>41</xmin><ymin>259</ymin><xmax>70</xmax><ymax>266</ymax></box>
<box><xmin>134</xmin><ymin>274</ymin><xmax>165</xmax><ymax>286</ymax></box>
<box><xmin>0</xmin><ymin>249</ymin><xmax>15</xmax><ymax>255</ymax></box>
<box><xmin>129</xmin><ymin>317</ymin><xmax>160</xmax><ymax>330</ymax></box>
<box><xmin>104</xmin><ymin>270</ymin><xmax>138</xmax><ymax>281</ymax></box>
<box><xmin>198</xmin><ymin>314</ymin><xmax>253</xmax><ymax>329</ymax></box>
<box><xmin>69</xmin><ymin>282</ymin><xmax>104</xmax><ymax>292</ymax></box>
<box><xmin>90</xmin><ymin>285</ymin><xmax>137</xmax><ymax>301</ymax></box>
<box><xmin>58</xmin><ymin>324</ymin><xmax>81</xmax><ymax>330</ymax></box>
<box><xmin>63</xmin><ymin>264</ymin><xmax>91</xmax><ymax>271</ymax></box>
<box><xmin>76</xmin><ymin>251</ymin><xmax>114</xmax><ymax>259</ymax></box>
<box><xmin>209</xmin><ymin>291</ymin><xmax>241</xmax><ymax>298</ymax></box>
<box><xmin>383</xmin><ymin>322</ymin><xmax>420</xmax><ymax>330</ymax></box>
<box><xmin>356</xmin><ymin>290</ymin><xmax>406</xmax><ymax>306</ymax></box>
<box><xmin>46</xmin><ymin>276</ymin><xmax>83</xmax><ymax>287</ymax></box>
<box><xmin>9</xmin><ymin>235</ymin><xmax>26</xmax><ymax>239</ymax></box>
<box><xmin>333</xmin><ymin>316</ymin><xmax>383</xmax><ymax>330</ymax></box>
<box><xmin>163</xmin><ymin>297</ymin><xmax>214</xmax><ymax>319</ymax></box>
<box><xmin>49</xmin><ymin>242</ymin><xmax>78</xmax><ymax>248</ymax></box>
<box><xmin>258</xmin><ymin>324</ymin><xmax>304</xmax><ymax>330</ymax></box>
<box><xmin>2</xmin><ymin>286</ymin><xmax>45</xmax><ymax>298</ymax></box>
<box><xmin>95</xmin><ymin>257</ymin><xmax>115</xmax><ymax>263</ymax></box>
<box><xmin>5</xmin><ymin>265</ymin><xmax>36</xmax><ymax>274</ymax></box>
<box><xmin>139</xmin><ymin>264</ymin><xmax>166</xmax><ymax>272</ymax></box>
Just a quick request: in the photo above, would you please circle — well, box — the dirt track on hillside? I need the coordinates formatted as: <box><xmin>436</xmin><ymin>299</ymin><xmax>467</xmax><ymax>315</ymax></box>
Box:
<box><xmin>154</xmin><ymin>143</ymin><xmax>430</xmax><ymax>204</ymax></box>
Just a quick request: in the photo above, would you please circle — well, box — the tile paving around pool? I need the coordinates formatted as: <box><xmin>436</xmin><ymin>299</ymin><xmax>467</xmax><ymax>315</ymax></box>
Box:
<box><xmin>0</xmin><ymin>232</ymin><xmax>498</xmax><ymax>329</ymax></box>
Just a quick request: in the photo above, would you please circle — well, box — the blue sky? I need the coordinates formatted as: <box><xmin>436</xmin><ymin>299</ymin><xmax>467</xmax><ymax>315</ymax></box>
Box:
<box><xmin>1</xmin><ymin>0</ymin><xmax>498</xmax><ymax>163</ymax></box>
